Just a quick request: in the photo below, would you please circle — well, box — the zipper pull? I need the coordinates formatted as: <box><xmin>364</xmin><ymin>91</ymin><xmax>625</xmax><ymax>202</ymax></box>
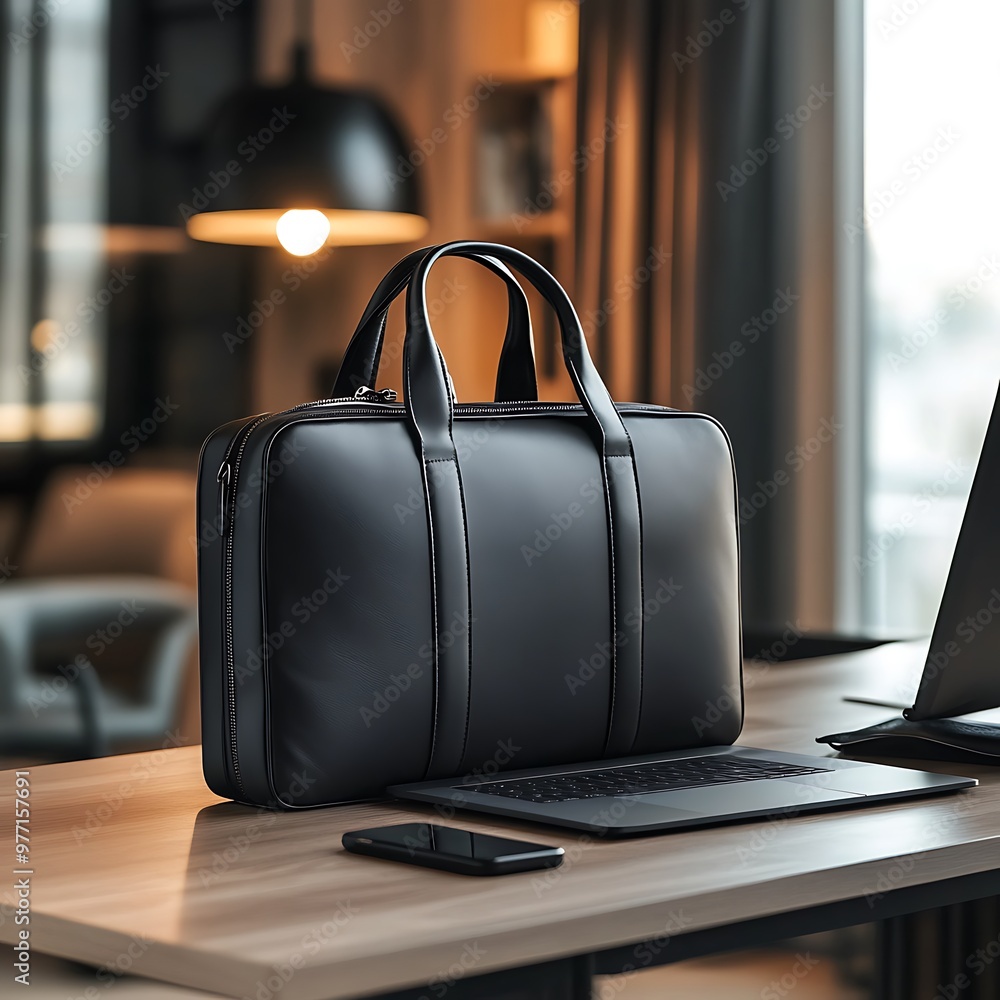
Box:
<box><xmin>353</xmin><ymin>385</ymin><xmax>398</xmax><ymax>403</ymax></box>
<box><xmin>217</xmin><ymin>461</ymin><xmax>232</xmax><ymax>536</ymax></box>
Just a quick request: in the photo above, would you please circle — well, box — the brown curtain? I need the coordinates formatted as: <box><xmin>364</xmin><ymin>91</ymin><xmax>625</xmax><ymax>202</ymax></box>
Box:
<box><xmin>575</xmin><ymin>0</ymin><xmax>853</xmax><ymax>633</ymax></box>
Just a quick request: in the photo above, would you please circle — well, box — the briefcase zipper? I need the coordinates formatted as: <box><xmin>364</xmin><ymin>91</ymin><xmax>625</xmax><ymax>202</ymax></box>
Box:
<box><xmin>353</xmin><ymin>386</ymin><xmax>398</xmax><ymax>402</ymax></box>
<box><xmin>219</xmin><ymin>414</ymin><xmax>269</xmax><ymax>797</ymax></box>
<box><xmin>216</xmin><ymin>394</ymin><xmax>669</xmax><ymax>798</ymax></box>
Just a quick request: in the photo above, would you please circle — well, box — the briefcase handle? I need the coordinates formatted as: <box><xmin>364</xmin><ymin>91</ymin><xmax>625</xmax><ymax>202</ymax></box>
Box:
<box><xmin>402</xmin><ymin>241</ymin><xmax>645</xmax><ymax>778</ymax></box>
<box><xmin>333</xmin><ymin>246</ymin><xmax>537</xmax><ymax>402</ymax></box>
<box><xmin>405</xmin><ymin>242</ymin><xmax>635</xmax><ymax>457</ymax></box>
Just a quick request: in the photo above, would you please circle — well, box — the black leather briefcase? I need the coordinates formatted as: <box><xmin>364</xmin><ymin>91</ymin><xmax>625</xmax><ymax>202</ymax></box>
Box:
<box><xmin>197</xmin><ymin>241</ymin><xmax>743</xmax><ymax>808</ymax></box>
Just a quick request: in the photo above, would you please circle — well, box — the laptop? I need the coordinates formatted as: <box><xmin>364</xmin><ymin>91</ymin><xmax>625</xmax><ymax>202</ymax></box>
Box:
<box><xmin>390</xmin><ymin>746</ymin><xmax>972</xmax><ymax>836</ymax></box>
<box><xmin>905</xmin><ymin>380</ymin><xmax>1000</xmax><ymax>722</ymax></box>
<box><xmin>388</xmin><ymin>388</ymin><xmax>1000</xmax><ymax>836</ymax></box>
<box><xmin>815</xmin><ymin>380</ymin><xmax>1000</xmax><ymax>760</ymax></box>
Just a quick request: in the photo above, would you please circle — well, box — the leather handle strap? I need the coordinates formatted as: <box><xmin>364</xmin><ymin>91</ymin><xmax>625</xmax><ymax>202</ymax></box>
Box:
<box><xmin>403</xmin><ymin>241</ymin><xmax>645</xmax><ymax>777</ymax></box>
<box><xmin>333</xmin><ymin>246</ymin><xmax>537</xmax><ymax>402</ymax></box>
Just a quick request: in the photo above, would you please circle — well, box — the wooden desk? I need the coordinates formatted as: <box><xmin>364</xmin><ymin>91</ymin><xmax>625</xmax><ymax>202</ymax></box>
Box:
<box><xmin>2</xmin><ymin>642</ymin><xmax>999</xmax><ymax>1000</ymax></box>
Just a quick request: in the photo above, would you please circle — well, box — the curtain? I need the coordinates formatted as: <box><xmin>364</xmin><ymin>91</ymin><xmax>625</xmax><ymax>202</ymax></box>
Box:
<box><xmin>575</xmin><ymin>0</ymin><xmax>857</xmax><ymax>633</ymax></box>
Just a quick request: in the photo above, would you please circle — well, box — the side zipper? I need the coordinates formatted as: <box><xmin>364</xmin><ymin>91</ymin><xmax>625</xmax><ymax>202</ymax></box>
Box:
<box><xmin>217</xmin><ymin>398</ymin><xmax>397</xmax><ymax>799</ymax></box>
<box><xmin>218</xmin><ymin>414</ymin><xmax>269</xmax><ymax>798</ymax></box>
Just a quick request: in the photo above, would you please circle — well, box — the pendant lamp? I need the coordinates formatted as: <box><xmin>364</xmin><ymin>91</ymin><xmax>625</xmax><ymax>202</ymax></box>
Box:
<box><xmin>186</xmin><ymin>0</ymin><xmax>427</xmax><ymax>256</ymax></box>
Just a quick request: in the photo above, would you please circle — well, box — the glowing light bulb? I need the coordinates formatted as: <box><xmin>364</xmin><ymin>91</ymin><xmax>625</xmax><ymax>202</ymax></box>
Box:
<box><xmin>275</xmin><ymin>210</ymin><xmax>331</xmax><ymax>256</ymax></box>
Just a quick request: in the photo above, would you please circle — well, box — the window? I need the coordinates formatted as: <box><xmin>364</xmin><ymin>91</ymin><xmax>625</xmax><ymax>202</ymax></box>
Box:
<box><xmin>862</xmin><ymin>0</ymin><xmax>1000</xmax><ymax>631</ymax></box>
<box><xmin>0</xmin><ymin>0</ymin><xmax>108</xmax><ymax>444</ymax></box>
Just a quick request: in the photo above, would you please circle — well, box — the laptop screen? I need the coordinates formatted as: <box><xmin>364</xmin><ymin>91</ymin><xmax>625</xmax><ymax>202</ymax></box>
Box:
<box><xmin>908</xmin><ymin>381</ymin><xmax>1000</xmax><ymax>720</ymax></box>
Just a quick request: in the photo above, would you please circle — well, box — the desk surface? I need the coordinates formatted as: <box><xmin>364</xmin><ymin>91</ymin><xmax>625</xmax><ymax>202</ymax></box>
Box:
<box><xmin>2</xmin><ymin>642</ymin><xmax>999</xmax><ymax>1000</ymax></box>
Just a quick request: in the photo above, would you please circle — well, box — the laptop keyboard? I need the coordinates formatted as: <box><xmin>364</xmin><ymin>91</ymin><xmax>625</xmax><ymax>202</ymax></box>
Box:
<box><xmin>456</xmin><ymin>755</ymin><xmax>832</xmax><ymax>803</ymax></box>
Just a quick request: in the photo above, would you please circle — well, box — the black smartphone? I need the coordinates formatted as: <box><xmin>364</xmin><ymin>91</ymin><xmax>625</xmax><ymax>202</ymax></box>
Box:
<box><xmin>342</xmin><ymin>823</ymin><xmax>564</xmax><ymax>876</ymax></box>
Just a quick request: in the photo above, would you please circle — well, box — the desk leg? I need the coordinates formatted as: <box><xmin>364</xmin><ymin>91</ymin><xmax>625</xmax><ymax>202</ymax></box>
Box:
<box><xmin>877</xmin><ymin>916</ymin><xmax>915</xmax><ymax>1000</ymax></box>
<box><xmin>879</xmin><ymin>901</ymin><xmax>1000</xmax><ymax>1000</ymax></box>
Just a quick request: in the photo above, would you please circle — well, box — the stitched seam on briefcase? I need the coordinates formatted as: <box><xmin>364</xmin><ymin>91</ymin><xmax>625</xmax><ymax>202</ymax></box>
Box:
<box><xmin>429</xmin><ymin>340</ymin><xmax>473</xmax><ymax>771</ymax></box>
<box><xmin>425</xmin><ymin>454</ymin><xmax>474</xmax><ymax>771</ymax></box>
<box><xmin>403</xmin><ymin>355</ymin><xmax>443</xmax><ymax>778</ymax></box>
<box><xmin>625</xmin><ymin>444</ymin><xmax>645</xmax><ymax>751</ymax></box>
<box><xmin>420</xmin><ymin>451</ymin><xmax>441</xmax><ymax>777</ymax></box>
<box><xmin>602</xmin><ymin>454</ymin><xmax>618</xmax><ymax>750</ymax></box>
<box><xmin>565</xmin><ymin>356</ymin><xmax>618</xmax><ymax>750</ymax></box>
<box><xmin>453</xmin><ymin>457</ymin><xmax>473</xmax><ymax>771</ymax></box>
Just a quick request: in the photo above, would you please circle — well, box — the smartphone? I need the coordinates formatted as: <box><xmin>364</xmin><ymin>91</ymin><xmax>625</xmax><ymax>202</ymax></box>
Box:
<box><xmin>342</xmin><ymin>823</ymin><xmax>564</xmax><ymax>876</ymax></box>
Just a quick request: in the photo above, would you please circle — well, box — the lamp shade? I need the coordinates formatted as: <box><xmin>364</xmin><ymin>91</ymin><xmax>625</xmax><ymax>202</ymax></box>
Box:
<box><xmin>186</xmin><ymin>78</ymin><xmax>428</xmax><ymax>252</ymax></box>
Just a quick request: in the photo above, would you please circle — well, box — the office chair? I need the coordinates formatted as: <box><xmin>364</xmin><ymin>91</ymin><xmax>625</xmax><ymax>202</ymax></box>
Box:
<box><xmin>0</xmin><ymin>466</ymin><xmax>199</xmax><ymax>762</ymax></box>
<box><xmin>0</xmin><ymin>578</ymin><xmax>196</xmax><ymax>758</ymax></box>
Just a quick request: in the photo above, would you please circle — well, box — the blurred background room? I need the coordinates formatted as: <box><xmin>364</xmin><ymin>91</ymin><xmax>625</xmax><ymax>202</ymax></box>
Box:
<box><xmin>2</xmin><ymin>1</ymin><xmax>998</xmax><ymax>996</ymax></box>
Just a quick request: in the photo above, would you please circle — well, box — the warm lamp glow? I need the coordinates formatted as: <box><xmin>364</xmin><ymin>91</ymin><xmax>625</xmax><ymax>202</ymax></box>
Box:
<box><xmin>186</xmin><ymin>209</ymin><xmax>428</xmax><ymax>248</ymax></box>
<box><xmin>30</xmin><ymin>319</ymin><xmax>62</xmax><ymax>354</ymax></box>
<box><xmin>275</xmin><ymin>209</ymin><xmax>331</xmax><ymax>256</ymax></box>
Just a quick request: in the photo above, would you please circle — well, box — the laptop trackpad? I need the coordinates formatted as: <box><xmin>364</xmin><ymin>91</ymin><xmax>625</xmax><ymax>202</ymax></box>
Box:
<box><xmin>630</xmin><ymin>779</ymin><xmax>862</xmax><ymax>815</ymax></box>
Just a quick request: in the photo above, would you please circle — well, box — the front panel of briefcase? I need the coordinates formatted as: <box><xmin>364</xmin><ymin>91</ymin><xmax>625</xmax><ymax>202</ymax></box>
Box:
<box><xmin>199</xmin><ymin>242</ymin><xmax>742</xmax><ymax>808</ymax></box>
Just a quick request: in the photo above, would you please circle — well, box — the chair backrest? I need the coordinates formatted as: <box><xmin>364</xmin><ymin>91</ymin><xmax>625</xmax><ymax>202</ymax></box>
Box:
<box><xmin>17</xmin><ymin>467</ymin><xmax>197</xmax><ymax>590</ymax></box>
<box><xmin>11</xmin><ymin>465</ymin><xmax>202</xmax><ymax>747</ymax></box>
